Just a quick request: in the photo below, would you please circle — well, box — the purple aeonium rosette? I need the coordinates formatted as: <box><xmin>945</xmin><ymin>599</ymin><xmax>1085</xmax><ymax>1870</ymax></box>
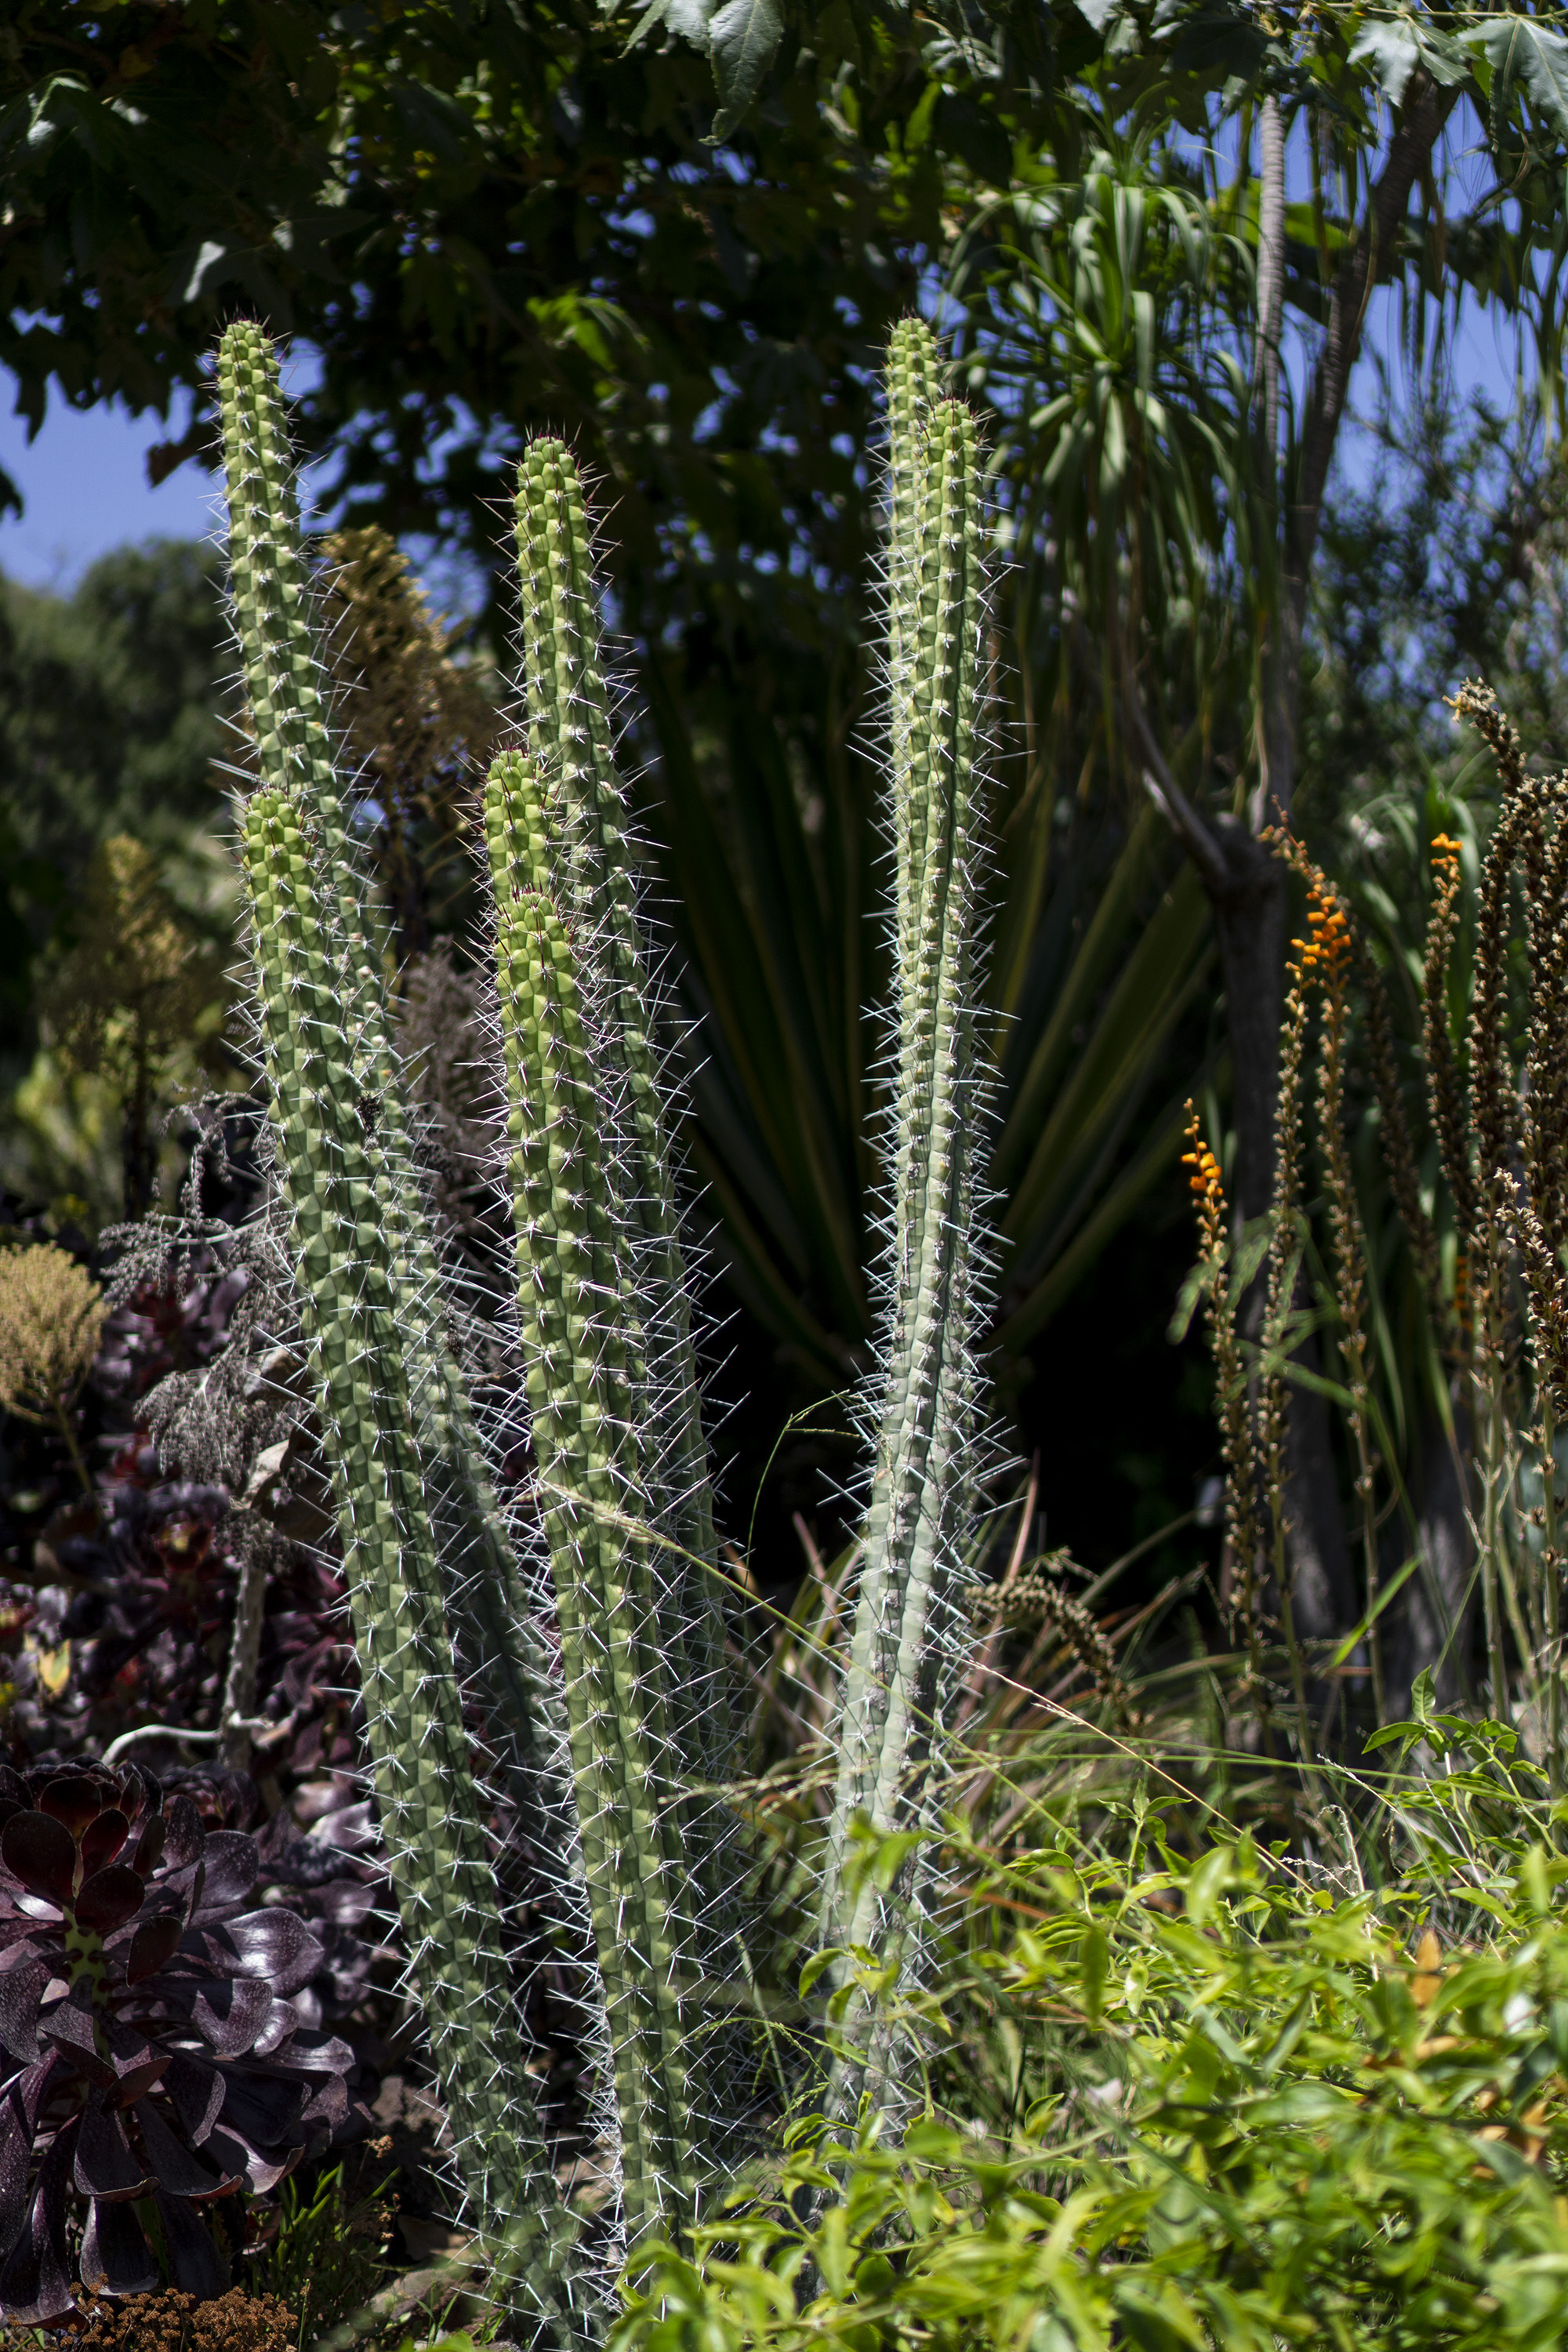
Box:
<box><xmin>0</xmin><ymin>1761</ymin><xmax>353</xmax><ymax>2322</ymax></box>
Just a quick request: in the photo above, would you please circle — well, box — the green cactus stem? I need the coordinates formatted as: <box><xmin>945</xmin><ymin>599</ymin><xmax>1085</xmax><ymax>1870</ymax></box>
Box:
<box><xmin>510</xmin><ymin>443</ymin><xmax>727</xmax><ymax>1756</ymax></box>
<box><xmin>238</xmin><ymin>785</ymin><xmax>577</xmax><ymax>2325</ymax></box>
<box><xmin>218</xmin><ymin>323</ymin><xmax>582</xmax><ymax>2332</ymax></box>
<box><xmin>216</xmin><ymin>321</ymin><xmax>559</xmax><ymax>1842</ymax></box>
<box><xmin>485</xmin><ymin>747</ymin><xmax>705</xmax><ymax>2253</ymax></box>
<box><xmin>818</xmin><ymin>318</ymin><xmax>989</xmax><ymax>2115</ymax></box>
<box><xmin>884</xmin><ymin>314</ymin><xmax>947</xmax><ymax>1018</ymax></box>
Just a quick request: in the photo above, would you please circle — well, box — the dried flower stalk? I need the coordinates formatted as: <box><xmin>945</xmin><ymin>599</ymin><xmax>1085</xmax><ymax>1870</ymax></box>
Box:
<box><xmin>1424</xmin><ymin>830</ymin><xmax>1478</xmax><ymax>1266</ymax></box>
<box><xmin>1269</xmin><ymin>843</ymin><xmax>1386</xmax><ymax>1727</ymax></box>
<box><xmin>1259</xmin><ymin>944</ymin><xmax>1313</xmax><ymax>1757</ymax></box>
<box><xmin>966</xmin><ymin>1549</ymin><xmax>1131</xmax><ymax>1721</ymax></box>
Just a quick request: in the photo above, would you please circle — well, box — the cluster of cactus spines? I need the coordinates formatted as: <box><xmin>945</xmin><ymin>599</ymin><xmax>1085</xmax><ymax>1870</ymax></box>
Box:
<box><xmin>219</xmin><ymin>325</ymin><xmax>583</xmax><ymax>2331</ymax></box>
<box><xmin>884</xmin><ymin>316</ymin><xmax>948</xmax><ymax>1015</ymax></box>
<box><xmin>220</xmin><ymin>331</ymin><xmax>568</xmax><ymax>1846</ymax></box>
<box><xmin>507</xmin><ymin>444</ymin><xmax>742</xmax><ymax>1987</ymax></box>
<box><xmin>491</xmin><ymin>442</ymin><xmax>756</xmax><ymax>2249</ymax></box>
<box><xmin>238</xmin><ymin>793</ymin><xmax>577</xmax><ymax>2323</ymax></box>
<box><xmin>818</xmin><ymin>317</ymin><xmax>991</xmax><ymax>2114</ymax></box>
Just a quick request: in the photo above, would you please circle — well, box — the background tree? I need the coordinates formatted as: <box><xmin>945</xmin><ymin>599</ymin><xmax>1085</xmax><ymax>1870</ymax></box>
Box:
<box><xmin>318</xmin><ymin>527</ymin><xmax>500</xmax><ymax>963</ymax></box>
<box><xmin>0</xmin><ymin>543</ymin><xmax>233</xmax><ymax>1223</ymax></box>
<box><xmin>47</xmin><ymin>837</ymin><xmax>222</xmax><ymax>1221</ymax></box>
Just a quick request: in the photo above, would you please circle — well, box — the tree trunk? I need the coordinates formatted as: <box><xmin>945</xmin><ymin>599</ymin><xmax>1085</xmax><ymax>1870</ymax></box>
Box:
<box><xmin>1267</xmin><ymin>71</ymin><xmax>1460</xmax><ymax>823</ymax></box>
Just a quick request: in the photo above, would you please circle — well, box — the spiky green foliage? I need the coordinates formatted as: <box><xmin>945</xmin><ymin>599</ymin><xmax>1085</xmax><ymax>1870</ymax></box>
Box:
<box><xmin>238</xmin><ymin>786</ymin><xmax>574</xmax><ymax>2317</ymax></box>
<box><xmin>218</xmin><ymin>323</ymin><xmax>582</xmax><ymax>2334</ymax></box>
<box><xmin>221</xmin><ymin>314</ymin><xmax>995</xmax><ymax>2326</ymax></box>
<box><xmin>219</xmin><ymin>327</ymin><xmax>564</xmax><ymax>1844</ymax></box>
<box><xmin>499</xmin><ymin>440</ymin><xmax>747</xmax><ymax>2249</ymax></box>
<box><xmin>486</xmin><ymin>436</ymin><xmax>759</xmax><ymax>2248</ymax></box>
<box><xmin>818</xmin><ymin>319</ymin><xmax>990</xmax><ymax>2114</ymax></box>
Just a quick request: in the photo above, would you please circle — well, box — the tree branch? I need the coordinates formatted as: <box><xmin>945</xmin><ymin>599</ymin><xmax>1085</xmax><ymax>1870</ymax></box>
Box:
<box><xmin>1290</xmin><ymin>71</ymin><xmax>1458</xmax><ymax>597</ymax></box>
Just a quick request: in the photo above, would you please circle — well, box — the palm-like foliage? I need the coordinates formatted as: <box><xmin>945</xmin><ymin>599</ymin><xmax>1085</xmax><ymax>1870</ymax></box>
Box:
<box><xmin>641</xmin><ymin>148</ymin><xmax>1252</xmax><ymax>1431</ymax></box>
<box><xmin>960</xmin><ymin>144</ymin><xmax>1264</xmax><ymax>782</ymax></box>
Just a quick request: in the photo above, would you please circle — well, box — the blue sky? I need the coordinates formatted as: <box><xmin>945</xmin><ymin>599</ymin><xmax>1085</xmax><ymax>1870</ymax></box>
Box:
<box><xmin>0</xmin><ymin>394</ymin><xmax>220</xmax><ymax>588</ymax></box>
<box><xmin>0</xmin><ymin>347</ymin><xmax>337</xmax><ymax>591</ymax></box>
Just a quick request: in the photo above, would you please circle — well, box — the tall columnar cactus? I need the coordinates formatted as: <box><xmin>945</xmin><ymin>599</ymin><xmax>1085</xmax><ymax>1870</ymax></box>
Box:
<box><xmin>217</xmin><ymin>325</ymin><xmax>583</xmax><ymax>2334</ymax></box>
<box><xmin>818</xmin><ymin>318</ymin><xmax>990</xmax><ymax>2117</ymax></box>
<box><xmin>484</xmin><ymin>449</ymin><xmax>741</xmax><ymax>2252</ymax></box>
<box><xmin>510</xmin><ymin>443</ymin><xmax>730</xmax><ymax>1792</ymax></box>
<box><xmin>218</xmin><ymin>327</ymin><xmax>555</xmax><ymax>1831</ymax></box>
<box><xmin>220</xmin><ymin>310</ymin><xmax>990</xmax><ymax>2336</ymax></box>
<box><xmin>485</xmin><ymin>752</ymin><xmax>701</xmax><ymax>2254</ymax></box>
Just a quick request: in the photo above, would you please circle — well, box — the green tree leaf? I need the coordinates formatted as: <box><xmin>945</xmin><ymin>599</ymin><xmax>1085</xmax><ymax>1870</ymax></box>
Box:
<box><xmin>1464</xmin><ymin>15</ymin><xmax>1568</xmax><ymax>144</ymax></box>
<box><xmin>1348</xmin><ymin>20</ymin><xmax>1422</xmax><ymax>107</ymax></box>
<box><xmin>708</xmin><ymin>0</ymin><xmax>784</xmax><ymax>138</ymax></box>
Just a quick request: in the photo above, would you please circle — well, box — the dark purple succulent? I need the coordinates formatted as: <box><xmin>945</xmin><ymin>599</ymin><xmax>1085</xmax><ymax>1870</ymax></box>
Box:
<box><xmin>0</xmin><ymin>1761</ymin><xmax>353</xmax><ymax>2323</ymax></box>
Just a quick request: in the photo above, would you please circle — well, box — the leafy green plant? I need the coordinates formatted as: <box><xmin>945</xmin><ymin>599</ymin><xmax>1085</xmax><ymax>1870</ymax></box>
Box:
<box><xmin>616</xmin><ymin>1758</ymin><xmax>1568</xmax><ymax>2352</ymax></box>
<box><xmin>245</xmin><ymin>2156</ymin><xmax>397</xmax><ymax>2346</ymax></box>
<box><xmin>45</xmin><ymin>834</ymin><xmax>224</xmax><ymax>1219</ymax></box>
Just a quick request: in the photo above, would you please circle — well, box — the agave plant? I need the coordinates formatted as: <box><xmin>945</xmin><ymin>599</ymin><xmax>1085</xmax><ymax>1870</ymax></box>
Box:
<box><xmin>0</xmin><ymin>1761</ymin><xmax>351</xmax><ymax>2323</ymax></box>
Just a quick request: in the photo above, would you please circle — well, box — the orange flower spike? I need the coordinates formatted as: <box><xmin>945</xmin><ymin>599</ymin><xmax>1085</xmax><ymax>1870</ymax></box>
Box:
<box><xmin>1181</xmin><ymin>1107</ymin><xmax>1225</xmax><ymax>1217</ymax></box>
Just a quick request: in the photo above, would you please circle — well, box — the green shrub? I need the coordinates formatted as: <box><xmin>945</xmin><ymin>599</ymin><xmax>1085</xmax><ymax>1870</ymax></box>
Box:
<box><xmin>617</xmin><ymin>1722</ymin><xmax>1568</xmax><ymax>2352</ymax></box>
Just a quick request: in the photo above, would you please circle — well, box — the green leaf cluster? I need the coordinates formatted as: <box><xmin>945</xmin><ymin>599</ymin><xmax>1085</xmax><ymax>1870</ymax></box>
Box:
<box><xmin>616</xmin><ymin>1806</ymin><xmax>1568</xmax><ymax>2352</ymax></box>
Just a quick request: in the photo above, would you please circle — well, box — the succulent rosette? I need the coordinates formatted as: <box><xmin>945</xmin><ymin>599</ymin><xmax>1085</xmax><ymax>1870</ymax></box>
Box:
<box><xmin>0</xmin><ymin>1762</ymin><xmax>353</xmax><ymax>2322</ymax></box>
